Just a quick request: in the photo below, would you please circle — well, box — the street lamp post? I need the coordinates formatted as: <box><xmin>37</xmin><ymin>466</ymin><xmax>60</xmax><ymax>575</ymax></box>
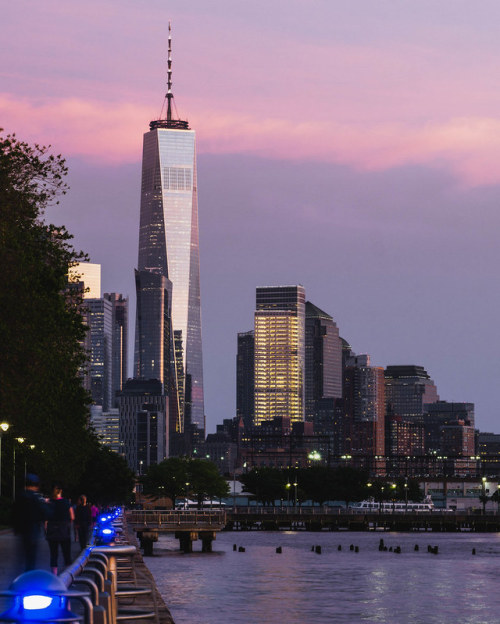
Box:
<box><xmin>13</xmin><ymin>437</ymin><xmax>25</xmax><ymax>500</ymax></box>
<box><xmin>0</xmin><ymin>423</ymin><xmax>10</xmax><ymax>498</ymax></box>
<box><xmin>294</xmin><ymin>481</ymin><xmax>298</xmax><ymax>510</ymax></box>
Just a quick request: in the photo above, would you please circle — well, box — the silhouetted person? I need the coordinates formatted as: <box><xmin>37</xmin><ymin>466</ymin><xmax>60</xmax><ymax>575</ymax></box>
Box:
<box><xmin>74</xmin><ymin>495</ymin><xmax>92</xmax><ymax>550</ymax></box>
<box><xmin>45</xmin><ymin>484</ymin><xmax>74</xmax><ymax>575</ymax></box>
<box><xmin>12</xmin><ymin>473</ymin><xmax>47</xmax><ymax>571</ymax></box>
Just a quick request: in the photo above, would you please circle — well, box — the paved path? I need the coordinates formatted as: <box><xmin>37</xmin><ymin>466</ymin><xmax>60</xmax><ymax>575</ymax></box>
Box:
<box><xmin>0</xmin><ymin>529</ymin><xmax>84</xmax><ymax>589</ymax></box>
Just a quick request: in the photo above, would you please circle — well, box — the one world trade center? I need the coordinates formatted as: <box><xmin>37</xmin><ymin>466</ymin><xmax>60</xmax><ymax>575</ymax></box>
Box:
<box><xmin>135</xmin><ymin>25</ymin><xmax>205</xmax><ymax>441</ymax></box>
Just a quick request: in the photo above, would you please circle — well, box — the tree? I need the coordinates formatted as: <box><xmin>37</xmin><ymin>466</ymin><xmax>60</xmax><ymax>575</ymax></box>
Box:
<box><xmin>187</xmin><ymin>459</ymin><xmax>229</xmax><ymax>506</ymax></box>
<box><xmin>141</xmin><ymin>458</ymin><xmax>190</xmax><ymax>506</ymax></box>
<box><xmin>240</xmin><ymin>468</ymin><xmax>287</xmax><ymax>505</ymax></box>
<box><xmin>0</xmin><ymin>132</ymin><xmax>94</xmax><ymax>488</ymax></box>
<box><xmin>71</xmin><ymin>445</ymin><xmax>135</xmax><ymax>507</ymax></box>
<box><xmin>331</xmin><ymin>466</ymin><xmax>368</xmax><ymax>508</ymax></box>
<box><xmin>296</xmin><ymin>466</ymin><xmax>334</xmax><ymax>505</ymax></box>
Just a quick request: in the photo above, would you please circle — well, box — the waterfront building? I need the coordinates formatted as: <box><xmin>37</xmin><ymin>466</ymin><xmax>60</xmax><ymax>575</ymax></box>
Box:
<box><xmin>304</xmin><ymin>302</ymin><xmax>342</xmax><ymax>422</ymax></box>
<box><xmin>384</xmin><ymin>365</ymin><xmax>439</xmax><ymax>425</ymax></box>
<box><xmin>117</xmin><ymin>378</ymin><xmax>168</xmax><ymax>472</ymax></box>
<box><xmin>135</xmin><ymin>25</ymin><xmax>204</xmax><ymax>441</ymax></box>
<box><xmin>236</xmin><ymin>330</ymin><xmax>255</xmax><ymax>431</ymax></box>
<box><xmin>424</xmin><ymin>401</ymin><xmax>475</xmax><ymax>453</ymax></box>
<box><xmin>478</xmin><ymin>432</ymin><xmax>500</xmax><ymax>475</ymax></box>
<box><xmin>103</xmin><ymin>292</ymin><xmax>128</xmax><ymax>405</ymax></box>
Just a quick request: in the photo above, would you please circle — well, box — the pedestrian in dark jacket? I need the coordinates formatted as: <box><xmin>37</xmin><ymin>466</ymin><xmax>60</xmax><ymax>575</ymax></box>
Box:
<box><xmin>74</xmin><ymin>495</ymin><xmax>92</xmax><ymax>550</ymax></box>
<box><xmin>12</xmin><ymin>473</ymin><xmax>47</xmax><ymax>571</ymax></box>
<box><xmin>45</xmin><ymin>484</ymin><xmax>74</xmax><ymax>575</ymax></box>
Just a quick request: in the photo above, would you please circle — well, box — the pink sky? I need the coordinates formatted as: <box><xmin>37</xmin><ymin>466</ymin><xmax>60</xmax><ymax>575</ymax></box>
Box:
<box><xmin>3</xmin><ymin>1</ymin><xmax>500</xmax><ymax>185</ymax></box>
<box><xmin>3</xmin><ymin>1</ymin><xmax>500</xmax><ymax>432</ymax></box>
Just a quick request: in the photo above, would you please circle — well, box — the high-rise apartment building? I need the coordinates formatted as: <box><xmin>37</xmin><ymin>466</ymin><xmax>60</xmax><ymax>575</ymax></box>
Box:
<box><xmin>344</xmin><ymin>354</ymin><xmax>385</xmax><ymax>473</ymax></box>
<box><xmin>236</xmin><ymin>330</ymin><xmax>255</xmax><ymax>431</ymax></box>
<box><xmin>134</xmin><ymin>26</ymin><xmax>204</xmax><ymax>438</ymax></box>
<box><xmin>254</xmin><ymin>285</ymin><xmax>306</xmax><ymax>425</ymax></box>
<box><xmin>87</xmin><ymin>297</ymin><xmax>113</xmax><ymax>410</ymax></box>
<box><xmin>304</xmin><ymin>301</ymin><xmax>342</xmax><ymax>421</ymax></box>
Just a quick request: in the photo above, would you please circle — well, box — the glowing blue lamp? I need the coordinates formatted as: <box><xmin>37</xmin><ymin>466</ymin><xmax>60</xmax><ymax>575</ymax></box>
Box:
<box><xmin>0</xmin><ymin>570</ymin><xmax>84</xmax><ymax>622</ymax></box>
<box><xmin>95</xmin><ymin>524</ymin><xmax>116</xmax><ymax>546</ymax></box>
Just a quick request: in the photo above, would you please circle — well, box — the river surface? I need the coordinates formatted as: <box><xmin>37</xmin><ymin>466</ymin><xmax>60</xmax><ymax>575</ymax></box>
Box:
<box><xmin>144</xmin><ymin>530</ymin><xmax>500</xmax><ymax>624</ymax></box>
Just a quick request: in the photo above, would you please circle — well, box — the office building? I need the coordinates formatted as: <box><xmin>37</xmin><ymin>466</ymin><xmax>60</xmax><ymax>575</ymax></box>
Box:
<box><xmin>384</xmin><ymin>365</ymin><xmax>439</xmax><ymax>425</ymax></box>
<box><xmin>103</xmin><ymin>293</ymin><xmax>128</xmax><ymax>404</ymax></box>
<box><xmin>254</xmin><ymin>286</ymin><xmax>306</xmax><ymax>425</ymax></box>
<box><xmin>478</xmin><ymin>432</ymin><xmax>500</xmax><ymax>476</ymax></box>
<box><xmin>135</xmin><ymin>25</ymin><xmax>204</xmax><ymax>438</ymax></box>
<box><xmin>236</xmin><ymin>330</ymin><xmax>255</xmax><ymax>431</ymax></box>
<box><xmin>344</xmin><ymin>354</ymin><xmax>385</xmax><ymax>473</ymax></box>
<box><xmin>89</xmin><ymin>405</ymin><xmax>121</xmax><ymax>454</ymax></box>
<box><xmin>117</xmin><ymin>378</ymin><xmax>168</xmax><ymax>472</ymax></box>
<box><xmin>304</xmin><ymin>301</ymin><xmax>342</xmax><ymax>421</ymax></box>
<box><xmin>86</xmin><ymin>297</ymin><xmax>113</xmax><ymax>410</ymax></box>
<box><xmin>68</xmin><ymin>262</ymin><xmax>101</xmax><ymax>299</ymax></box>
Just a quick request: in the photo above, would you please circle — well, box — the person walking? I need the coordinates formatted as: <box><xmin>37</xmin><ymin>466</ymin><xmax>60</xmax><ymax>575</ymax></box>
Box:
<box><xmin>45</xmin><ymin>484</ymin><xmax>74</xmax><ymax>575</ymax></box>
<box><xmin>74</xmin><ymin>495</ymin><xmax>92</xmax><ymax>551</ymax></box>
<box><xmin>11</xmin><ymin>473</ymin><xmax>48</xmax><ymax>571</ymax></box>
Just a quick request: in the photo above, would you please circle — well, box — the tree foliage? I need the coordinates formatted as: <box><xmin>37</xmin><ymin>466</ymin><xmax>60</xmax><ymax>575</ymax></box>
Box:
<box><xmin>0</xmin><ymin>132</ymin><xmax>94</xmax><ymax>488</ymax></box>
<box><xmin>71</xmin><ymin>445</ymin><xmax>136</xmax><ymax>507</ymax></box>
<box><xmin>240</xmin><ymin>468</ymin><xmax>288</xmax><ymax>505</ymax></box>
<box><xmin>141</xmin><ymin>458</ymin><xmax>229</xmax><ymax>507</ymax></box>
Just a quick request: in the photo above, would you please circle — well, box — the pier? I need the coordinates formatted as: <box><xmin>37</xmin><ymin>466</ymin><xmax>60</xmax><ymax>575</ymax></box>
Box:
<box><xmin>127</xmin><ymin>509</ymin><xmax>227</xmax><ymax>553</ymax></box>
<box><xmin>126</xmin><ymin>508</ymin><xmax>500</xmax><ymax>539</ymax></box>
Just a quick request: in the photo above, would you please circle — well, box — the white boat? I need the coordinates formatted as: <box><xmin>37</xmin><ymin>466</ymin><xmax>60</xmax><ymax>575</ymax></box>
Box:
<box><xmin>349</xmin><ymin>497</ymin><xmax>434</xmax><ymax>513</ymax></box>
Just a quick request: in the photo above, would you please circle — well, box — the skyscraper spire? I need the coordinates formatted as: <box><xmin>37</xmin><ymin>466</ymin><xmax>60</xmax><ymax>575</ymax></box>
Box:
<box><xmin>150</xmin><ymin>22</ymin><xmax>189</xmax><ymax>131</ymax></box>
<box><xmin>166</xmin><ymin>22</ymin><xmax>173</xmax><ymax>122</ymax></box>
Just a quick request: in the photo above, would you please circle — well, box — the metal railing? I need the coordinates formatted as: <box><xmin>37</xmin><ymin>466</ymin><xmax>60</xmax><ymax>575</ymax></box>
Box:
<box><xmin>127</xmin><ymin>509</ymin><xmax>227</xmax><ymax>527</ymax></box>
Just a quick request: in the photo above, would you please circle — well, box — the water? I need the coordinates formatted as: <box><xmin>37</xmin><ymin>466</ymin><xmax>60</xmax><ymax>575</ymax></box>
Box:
<box><xmin>145</xmin><ymin>531</ymin><xmax>500</xmax><ymax>624</ymax></box>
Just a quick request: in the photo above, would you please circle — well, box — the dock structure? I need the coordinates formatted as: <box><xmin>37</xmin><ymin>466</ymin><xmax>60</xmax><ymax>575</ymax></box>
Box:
<box><xmin>127</xmin><ymin>508</ymin><xmax>500</xmax><ymax>537</ymax></box>
<box><xmin>127</xmin><ymin>509</ymin><xmax>226</xmax><ymax>553</ymax></box>
<box><xmin>225</xmin><ymin>508</ymin><xmax>500</xmax><ymax>532</ymax></box>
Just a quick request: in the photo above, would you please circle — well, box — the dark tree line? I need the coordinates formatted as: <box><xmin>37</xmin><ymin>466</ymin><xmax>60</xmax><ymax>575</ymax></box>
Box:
<box><xmin>239</xmin><ymin>466</ymin><xmax>424</xmax><ymax>507</ymax></box>
<box><xmin>141</xmin><ymin>458</ymin><xmax>230</xmax><ymax>507</ymax></box>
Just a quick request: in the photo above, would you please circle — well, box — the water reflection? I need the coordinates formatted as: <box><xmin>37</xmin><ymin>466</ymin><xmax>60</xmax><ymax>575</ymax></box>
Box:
<box><xmin>145</xmin><ymin>532</ymin><xmax>500</xmax><ymax>624</ymax></box>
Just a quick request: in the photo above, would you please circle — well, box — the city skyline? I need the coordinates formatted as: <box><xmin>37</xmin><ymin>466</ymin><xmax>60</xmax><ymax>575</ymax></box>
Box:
<box><xmin>3</xmin><ymin>1</ymin><xmax>500</xmax><ymax>433</ymax></box>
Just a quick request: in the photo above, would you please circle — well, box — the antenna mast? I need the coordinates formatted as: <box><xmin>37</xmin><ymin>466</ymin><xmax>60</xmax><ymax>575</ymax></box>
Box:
<box><xmin>150</xmin><ymin>22</ymin><xmax>189</xmax><ymax>130</ymax></box>
<box><xmin>166</xmin><ymin>22</ymin><xmax>173</xmax><ymax>122</ymax></box>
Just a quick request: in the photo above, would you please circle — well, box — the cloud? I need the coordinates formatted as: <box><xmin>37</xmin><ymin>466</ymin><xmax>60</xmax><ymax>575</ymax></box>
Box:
<box><xmin>2</xmin><ymin>92</ymin><xmax>500</xmax><ymax>186</ymax></box>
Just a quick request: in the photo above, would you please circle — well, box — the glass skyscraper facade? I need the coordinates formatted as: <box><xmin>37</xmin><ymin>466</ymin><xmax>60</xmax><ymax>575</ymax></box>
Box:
<box><xmin>304</xmin><ymin>301</ymin><xmax>342</xmax><ymax>421</ymax></box>
<box><xmin>254</xmin><ymin>285</ymin><xmax>306</xmax><ymax>425</ymax></box>
<box><xmin>135</xmin><ymin>38</ymin><xmax>204</xmax><ymax>436</ymax></box>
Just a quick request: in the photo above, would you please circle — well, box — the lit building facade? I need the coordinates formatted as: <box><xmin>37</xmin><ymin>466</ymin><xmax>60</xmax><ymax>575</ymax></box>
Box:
<box><xmin>254</xmin><ymin>286</ymin><xmax>305</xmax><ymax>425</ymax></box>
<box><xmin>87</xmin><ymin>297</ymin><xmax>113</xmax><ymax>411</ymax></box>
<box><xmin>135</xmin><ymin>27</ymin><xmax>204</xmax><ymax>437</ymax></box>
<box><xmin>68</xmin><ymin>262</ymin><xmax>101</xmax><ymax>299</ymax></box>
